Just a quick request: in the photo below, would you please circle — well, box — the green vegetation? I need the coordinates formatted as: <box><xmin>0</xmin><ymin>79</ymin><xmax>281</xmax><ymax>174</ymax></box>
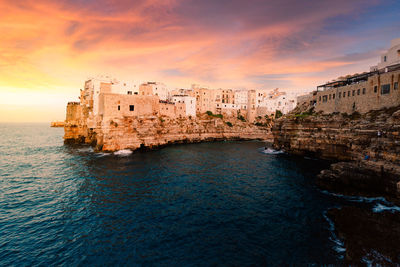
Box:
<box><xmin>226</xmin><ymin>121</ymin><xmax>233</xmax><ymax>127</ymax></box>
<box><xmin>294</xmin><ymin>111</ymin><xmax>313</xmax><ymax>118</ymax></box>
<box><xmin>237</xmin><ymin>114</ymin><xmax>246</xmax><ymax>122</ymax></box>
<box><xmin>275</xmin><ymin>110</ymin><xmax>283</xmax><ymax>119</ymax></box>
<box><xmin>159</xmin><ymin>117</ymin><xmax>165</xmax><ymax>123</ymax></box>
<box><xmin>206</xmin><ymin>111</ymin><xmax>223</xmax><ymax>119</ymax></box>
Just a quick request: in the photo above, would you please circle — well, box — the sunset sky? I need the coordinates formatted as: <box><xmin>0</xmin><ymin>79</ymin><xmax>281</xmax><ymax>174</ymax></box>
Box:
<box><xmin>0</xmin><ymin>0</ymin><xmax>399</xmax><ymax>122</ymax></box>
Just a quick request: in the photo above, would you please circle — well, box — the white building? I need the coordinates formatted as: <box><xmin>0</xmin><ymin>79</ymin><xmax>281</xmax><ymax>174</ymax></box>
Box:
<box><xmin>171</xmin><ymin>95</ymin><xmax>196</xmax><ymax>117</ymax></box>
<box><xmin>371</xmin><ymin>38</ymin><xmax>400</xmax><ymax>71</ymax></box>
<box><xmin>234</xmin><ymin>90</ymin><xmax>248</xmax><ymax>110</ymax></box>
<box><xmin>143</xmin><ymin>82</ymin><xmax>169</xmax><ymax>101</ymax></box>
<box><xmin>111</xmin><ymin>80</ymin><xmax>139</xmax><ymax>95</ymax></box>
<box><xmin>84</xmin><ymin>76</ymin><xmax>114</xmax><ymax>116</ymax></box>
<box><xmin>264</xmin><ymin>94</ymin><xmax>296</xmax><ymax>114</ymax></box>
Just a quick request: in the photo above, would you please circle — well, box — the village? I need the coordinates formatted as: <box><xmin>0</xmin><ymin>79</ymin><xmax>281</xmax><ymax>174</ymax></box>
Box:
<box><xmin>66</xmin><ymin>78</ymin><xmax>298</xmax><ymax>129</ymax></box>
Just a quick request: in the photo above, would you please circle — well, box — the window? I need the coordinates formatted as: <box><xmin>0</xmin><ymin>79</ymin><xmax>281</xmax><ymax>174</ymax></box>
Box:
<box><xmin>343</xmin><ymin>92</ymin><xmax>345</xmax><ymax>98</ymax></box>
<box><xmin>329</xmin><ymin>94</ymin><xmax>331</xmax><ymax>100</ymax></box>
<box><xmin>384</xmin><ymin>55</ymin><xmax>387</xmax><ymax>62</ymax></box>
<box><xmin>129</xmin><ymin>105</ymin><xmax>134</xmax><ymax>111</ymax></box>
<box><xmin>134</xmin><ymin>92</ymin><xmax>138</xmax><ymax>95</ymax></box>
<box><xmin>127</xmin><ymin>91</ymin><xmax>132</xmax><ymax>95</ymax></box>
<box><xmin>333</xmin><ymin>93</ymin><xmax>335</xmax><ymax>99</ymax></box>
<box><xmin>352</xmin><ymin>90</ymin><xmax>355</xmax><ymax>96</ymax></box>
<box><xmin>357</xmin><ymin>89</ymin><xmax>360</xmax><ymax>95</ymax></box>
<box><xmin>339</xmin><ymin>92</ymin><xmax>341</xmax><ymax>98</ymax></box>
<box><xmin>362</xmin><ymin>88</ymin><xmax>366</xmax><ymax>94</ymax></box>
<box><xmin>118</xmin><ymin>105</ymin><xmax>120</xmax><ymax>111</ymax></box>
<box><xmin>319</xmin><ymin>96</ymin><xmax>321</xmax><ymax>101</ymax></box>
<box><xmin>394</xmin><ymin>82</ymin><xmax>399</xmax><ymax>90</ymax></box>
<box><xmin>381</xmin><ymin>84</ymin><xmax>390</xmax><ymax>95</ymax></box>
<box><xmin>348</xmin><ymin>91</ymin><xmax>350</xmax><ymax>97</ymax></box>
<box><xmin>322</xmin><ymin>95</ymin><xmax>328</xmax><ymax>103</ymax></box>
<box><xmin>374</xmin><ymin>86</ymin><xmax>378</xmax><ymax>93</ymax></box>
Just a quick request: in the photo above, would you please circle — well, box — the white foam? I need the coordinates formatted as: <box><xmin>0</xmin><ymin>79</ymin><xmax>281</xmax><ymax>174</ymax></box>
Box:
<box><xmin>320</xmin><ymin>190</ymin><xmax>390</xmax><ymax>204</ymax></box>
<box><xmin>362</xmin><ymin>250</ymin><xmax>393</xmax><ymax>265</ymax></box>
<box><xmin>96</xmin><ymin>152</ymin><xmax>111</xmax><ymax>157</ymax></box>
<box><xmin>261</xmin><ymin>147</ymin><xmax>284</xmax><ymax>155</ymax></box>
<box><xmin>323</xmin><ymin>212</ymin><xmax>346</xmax><ymax>258</ymax></box>
<box><xmin>113</xmin><ymin>149</ymin><xmax>133</xmax><ymax>156</ymax></box>
<box><xmin>372</xmin><ymin>203</ymin><xmax>400</xmax><ymax>213</ymax></box>
<box><xmin>77</xmin><ymin>147</ymin><xmax>94</xmax><ymax>153</ymax></box>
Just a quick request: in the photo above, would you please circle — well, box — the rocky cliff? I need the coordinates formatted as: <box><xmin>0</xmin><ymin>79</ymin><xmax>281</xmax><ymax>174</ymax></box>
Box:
<box><xmin>65</xmin><ymin>114</ymin><xmax>272</xmax><ymax>152</ymax></box>
<box><xmin>272</xmin><ymin>106</ymin><xmax>400</xmax><ymax>198</ymax></box>
<box><xmin>272</xmin><ymin>106</ymin><xmax>400</xmax><ymax>264</ymax></box>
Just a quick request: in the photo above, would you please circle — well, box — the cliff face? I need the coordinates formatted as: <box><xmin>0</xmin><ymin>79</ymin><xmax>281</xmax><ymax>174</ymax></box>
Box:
<box><xmin>273</xmin><ymin>107</ymin><xmax>400</xmax><ymax>264</ymax></box>
<box><xmin>65</xmin><ymin>115</ymin><xmax>271</xmax><ymax>152</ymax></box>
<box><xmin>272</xmin><ymin>107</ymin><xmax>400</xmax><ymax>199</ymax></box>
<box><xmin>272</xmin><ymin>107</ymin><xmax>400</xmax><ymax>164</ymax></box>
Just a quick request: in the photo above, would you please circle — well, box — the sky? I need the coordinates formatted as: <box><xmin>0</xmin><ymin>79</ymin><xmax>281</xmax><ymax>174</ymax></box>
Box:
<box><xmin>0</xmin><ymin>0</ymin><xmax>399</xmax><ymax>122</ymax></box>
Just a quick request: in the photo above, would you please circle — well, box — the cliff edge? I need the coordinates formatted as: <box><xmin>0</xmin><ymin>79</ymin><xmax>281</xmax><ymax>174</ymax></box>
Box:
<box><xmin>65</xmin><ymin>114</ymin><xmax>272</xmax><ymax>152</ymax></box>
<box><xmin>272</xmin><ymin>106</ymin><xmax>400</xmax><ymax>199</ymax></box>
<box><xmin>272</xmin><ymin>107</ymin><xmax>400</xmax><ymax>264</ymax></box>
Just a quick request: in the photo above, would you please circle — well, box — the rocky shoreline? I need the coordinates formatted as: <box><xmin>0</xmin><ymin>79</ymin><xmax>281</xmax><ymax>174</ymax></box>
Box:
<box><xmin>64</xmin><ymin>114</ymin><xmax>272</xmax><ymax>152</ymax></box>
<box><xmin>272</xmin><ymin>106</ymin><xmax>400</xmax><ymax>264</ymax></box>
<box><xmin>272</xmin><ymin>106</ymin><xmax>400</xmax><ymax>200</ymax></box>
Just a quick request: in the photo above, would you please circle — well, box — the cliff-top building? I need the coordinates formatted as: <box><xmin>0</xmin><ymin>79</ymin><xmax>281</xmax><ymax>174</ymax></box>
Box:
<box><xmin>298</xmin><ymin>38</ymin><xmax>400</xmax><ymax>114</ymax></box>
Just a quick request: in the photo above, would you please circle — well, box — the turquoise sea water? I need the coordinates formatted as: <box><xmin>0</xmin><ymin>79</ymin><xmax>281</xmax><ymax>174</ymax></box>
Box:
<box><xmin>0</xmin><ymin>123</ymin><xmax>389</xmax><ymax>265</ymax></box>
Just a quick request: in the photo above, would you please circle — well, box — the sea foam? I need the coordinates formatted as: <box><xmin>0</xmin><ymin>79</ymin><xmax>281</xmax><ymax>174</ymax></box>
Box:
<box><xmin>372</xmin><ymin>203</ymin><xmax>400</xmax><ymax>213</ymax></box>
<box><xmin>261</xmin><ymin>147</ymin><xmax>284</xmax><ymax>155</ymax></box>
<box><xmin>113</xmin><ymin>149</ymin><xmax>133</xmax><ymax>156</ymax></box>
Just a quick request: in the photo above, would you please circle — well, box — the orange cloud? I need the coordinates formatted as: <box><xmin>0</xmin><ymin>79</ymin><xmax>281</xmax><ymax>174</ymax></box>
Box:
<box><xmin>0</xmin><ymin>0</ymin><xmax>394</xmax><ymax>122</ymax></box>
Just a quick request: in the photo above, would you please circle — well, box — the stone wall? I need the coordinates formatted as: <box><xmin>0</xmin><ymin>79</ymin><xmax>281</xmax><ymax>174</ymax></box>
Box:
<box><xmin>159</xmin><ymin>102</ymin><xmax>177</xmax><ymax>117</ymax></box>
<box><xmin>99</xmin><ymin>93</ymin><xmax>159</xmax><ymax>118</ymax></box>
<box><xmin>315</xmin><ymin>69</ymin><xmax>400</xmax><ymax>114</ymax></box>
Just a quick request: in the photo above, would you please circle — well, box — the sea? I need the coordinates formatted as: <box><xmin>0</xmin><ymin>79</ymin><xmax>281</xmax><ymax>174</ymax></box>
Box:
<box><xmin>0</xmin><ymin>123</ymin><xmax>395</xmax><ymax>265</ymax></box>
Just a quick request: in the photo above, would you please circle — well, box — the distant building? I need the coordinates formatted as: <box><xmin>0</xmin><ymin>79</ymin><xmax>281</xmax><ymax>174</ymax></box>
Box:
<box><xmin>312</xmin><ymin>38</ymin><xmax>400</xmax><ymax>114</ymax></box>
<box><xmin>171</xmin><ymin>95</ymin><xmax>196</xmax><ymax>117</ymax></box>
<box><xmin>370</xmin><ymin>38</ymin><xmax>400</xmax><ymax>72</ymax></box>
<box><xmin>139</xmin><ymin>82</ymin><xmax>169</xmax><ymax>101</ymax></box>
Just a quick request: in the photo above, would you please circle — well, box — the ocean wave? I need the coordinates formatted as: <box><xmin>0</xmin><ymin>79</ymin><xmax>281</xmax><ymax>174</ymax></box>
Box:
<box><xmin>77</xmin><ymin>147</ymin><xmax>94</xmax><ymax>153</ymax></box>
<box><xmin>113</xmin><ymin>149</ymin><xmax>133</xmax><ymax>156</ymax></box>
<box><xmin>372</xmin><ymin>203</ymin><xmax>400</xmax><ymax>213</ymax></box>
<box><xmin>320</xmin><ymin>190</ymin><xmax>390</xmax><ymax>204</ymax></box>
<box><xmin>96</xmin><ymin>152</ymin><xmax>111</xmax><ymax>157</ymax></box>
<box><xmin>260</xmin><ymin>147</ymin><xmax>284</xmax><ymax>155</ymax></box>
<box><xmin>323</xmin><ymin>212</ymin><xmax>346</xmax><ymax>258</ymax></box>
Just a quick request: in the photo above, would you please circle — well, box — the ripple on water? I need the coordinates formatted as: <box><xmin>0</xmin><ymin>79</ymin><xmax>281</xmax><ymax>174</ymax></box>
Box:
<box><xmin>0</xmin><ymin>124</ymin><xmax>374</xmax><ymax>265</ymax></box>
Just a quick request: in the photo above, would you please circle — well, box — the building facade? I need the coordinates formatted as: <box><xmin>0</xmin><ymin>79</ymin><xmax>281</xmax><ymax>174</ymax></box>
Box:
<box><xmin>313</xmin><ymin>39</ymin><xmax>400</xmax><ymax>114</ymax></box>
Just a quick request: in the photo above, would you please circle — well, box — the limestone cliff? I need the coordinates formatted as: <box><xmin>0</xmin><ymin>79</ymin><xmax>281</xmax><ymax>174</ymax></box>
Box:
<box><xmin>65</xmin><ymin>114</ymin><xmax>272</xmax><ymax>152</ymax></box>
<box><xmin>272</xmin><ymin>106</ymin><xmax>400</xmax><ymax>198</ymax></box>
<box><xmin>273</xmin><ymin>107</ymin><xmax>400</xmax><ymax>163</ymax></box>
<box><xmin>273</xmin><ymin>106</ymin><xmax>400</xmax><ymax>264</ymax></box>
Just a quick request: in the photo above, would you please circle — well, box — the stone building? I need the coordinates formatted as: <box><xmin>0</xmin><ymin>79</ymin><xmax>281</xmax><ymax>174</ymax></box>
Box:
<box><xmin>371</xmin><ymin>38</ymin><xmax>400</xmax><ymax>71</ymax></box>
<box><xmin>235</xmin><ymin>90</ymin><xmax>248</xmax><ymax>110</ymax></box>
<box><xmin>315</xmin><ymin>69</ymin><xmax>400</xmax><ymax>114</ymax></box>
<box><xmin>193</xmin><ymin>86</ymin><xmax>215</xmax><ymax>114</ymax></box>
<box><xmin>171</xmin><ymin>95</ymin><xmax>196</xmax><ymax>117</ymax></box>
<box><xmin>314</xmin><ymin>39</ymin><xmax>400</xmax><ymax>114</ymax></box>
<box><xmin>139</xmin><ymin>82</ymin><xmax>168</xmax><ymax>101</ymax></box>
<box><xmin>247</xmin><ymin>90</ymin><xmax>257</xmax><ymax>122</ymax></box>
